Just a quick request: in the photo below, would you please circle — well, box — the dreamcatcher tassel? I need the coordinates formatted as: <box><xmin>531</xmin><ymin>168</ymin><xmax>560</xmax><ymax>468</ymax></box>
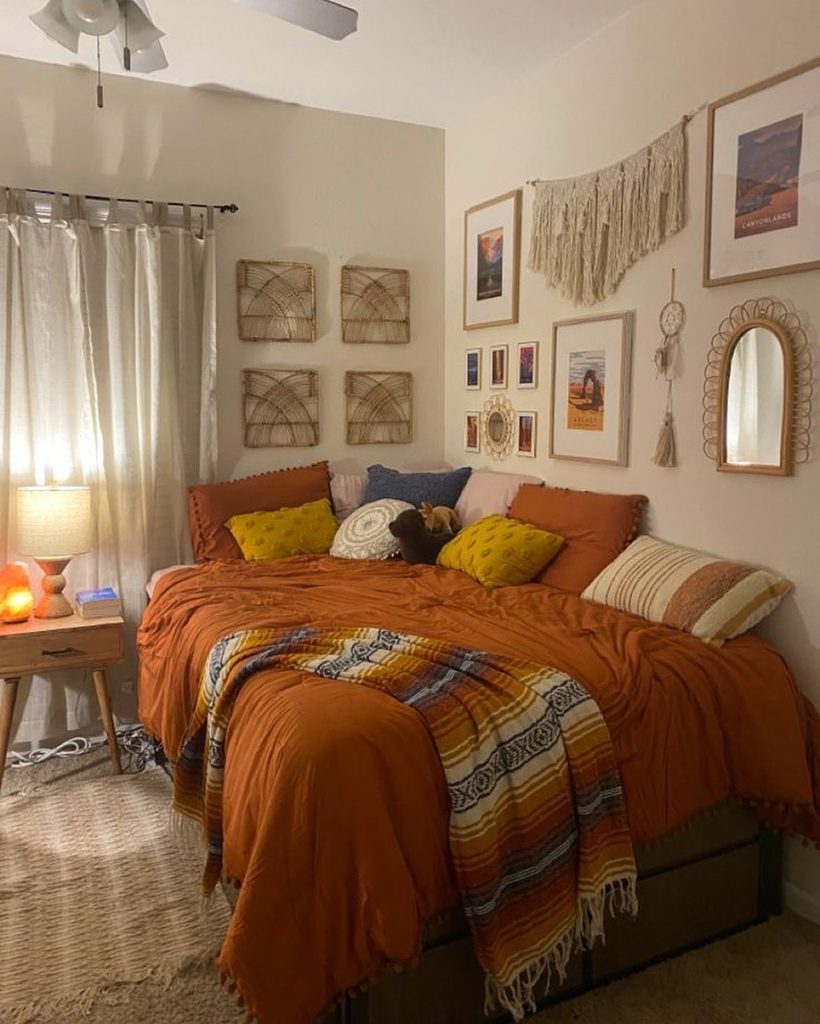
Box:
<box><xmin>653</xmin><ymin>381</ymin><xmax>677</xmax><ymax>467</ymax></box>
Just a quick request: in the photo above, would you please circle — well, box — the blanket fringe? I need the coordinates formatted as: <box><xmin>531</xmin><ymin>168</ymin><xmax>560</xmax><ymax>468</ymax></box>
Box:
<box><xmin>484</xmin><ymin>874</ymin><xmax>637</xmax><ymax>1022</ymax></box>
<box><xmin>169</xmin><ymin>804</ymin><xmax>206</xmax><ymax>846</ymax></box>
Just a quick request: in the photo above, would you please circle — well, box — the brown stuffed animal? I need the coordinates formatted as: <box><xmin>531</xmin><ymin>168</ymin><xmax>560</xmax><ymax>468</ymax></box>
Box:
<box><xmin>420</xmin><ymin>502</ymin><xmax>460</xmax><ymax>535</ymax></box>
<box><xmin>389</xmin><ymin>509</ymin><xmax>453</xmax><ymax>565</ymax></box>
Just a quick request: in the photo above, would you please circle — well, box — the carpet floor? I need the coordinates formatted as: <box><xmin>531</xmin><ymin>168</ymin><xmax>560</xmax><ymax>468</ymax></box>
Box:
<box><xmin>4</xmin><ymin>747</ymin><xmax>820</xmax><ymax>1023</ymax></box>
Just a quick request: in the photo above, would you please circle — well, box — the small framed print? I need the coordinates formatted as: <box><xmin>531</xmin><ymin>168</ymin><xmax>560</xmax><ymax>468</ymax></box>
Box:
<box><xmin>490</xmin><ymin>345</ymin><xmax>508</xmax><ymax>389</ymax></box>
<box><xmin>704</xmin><ymin>57</ymin><xmax>820</xmax><ymax>286</ymax></box>
<box><xmin>515</xmin><ymin>411</ymin><xmax>537</xmax><ymax>458</ymax></box>
<box><xmin>550</xmin><ymin>312</ymin><xmax>633</xmax><ymax>466</ymax></box>
<box><xmin>516</xmin><ymin>341</ymin><xmax>538</xmax><ymax>389</ymax></box>
<box><xmin>464</xmin><ymin>411</ymin><xmax>481</xmax><ymax>453</ymax></box>
<box><xmin>463</xmin><ymin>190</ymin><xmax>522</xmax><ymax>330</ymax></box>
<box><xmin>465</xmin><ymin>348</ymin><xmax>482</xmax><ymax>390</ymax></box>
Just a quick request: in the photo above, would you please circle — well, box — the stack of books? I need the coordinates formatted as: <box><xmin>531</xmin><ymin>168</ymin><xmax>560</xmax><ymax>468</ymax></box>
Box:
<box><xmin>75</xmin><ymin>587</ymin><xmax>122</xmax><ymax>619</ymax></box>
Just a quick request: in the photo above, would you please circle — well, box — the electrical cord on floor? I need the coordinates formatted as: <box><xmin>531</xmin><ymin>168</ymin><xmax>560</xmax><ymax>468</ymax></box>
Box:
<box><xmin>7</xmin><ymin>723</ymin><xmax>156</xmax><ymax>774</ymax></box>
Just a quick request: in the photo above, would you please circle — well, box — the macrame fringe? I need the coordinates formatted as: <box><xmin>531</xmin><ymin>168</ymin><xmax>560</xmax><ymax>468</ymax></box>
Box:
<box><xmin>529</xmin><ymin>120</ymin><xmax>686</xmax><ymax>305</ymax></box>
<box><xmin>483</xmin><ymin>874</ymin><xmax>637</xmax><ymax>1022</ymax></box>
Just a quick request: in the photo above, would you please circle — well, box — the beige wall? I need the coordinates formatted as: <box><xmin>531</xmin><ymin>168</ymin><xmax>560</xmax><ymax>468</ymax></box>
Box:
<box><xmin>0</xmin><ymin>54</ymin><xmax>446</xmax><ymax>481</ymax></box>
<box><xmin>443</xmin><ymin>0</ymin><xmax>820</xmax><ymax>917</ymax></box>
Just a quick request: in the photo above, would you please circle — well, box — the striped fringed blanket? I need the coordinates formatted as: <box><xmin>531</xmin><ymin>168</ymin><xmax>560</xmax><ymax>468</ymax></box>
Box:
<box><xmin>174</xmin><ymin>627</ymin><xmax>637</xmax><ymax>1020</ymax></box>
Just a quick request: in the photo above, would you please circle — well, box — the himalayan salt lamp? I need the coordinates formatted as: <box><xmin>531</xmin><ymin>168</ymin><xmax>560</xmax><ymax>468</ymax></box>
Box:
<box><xmin>0</xmin><ymin>561</ymin><xmax>34</xmax><ymax>624</ymax></box>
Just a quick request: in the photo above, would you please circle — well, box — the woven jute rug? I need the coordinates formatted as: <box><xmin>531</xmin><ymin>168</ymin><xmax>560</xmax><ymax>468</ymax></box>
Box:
<box><xmin>0</xmin><ymin>770</ymin><xmax>232</xmax><ymax>1024</ymax></box>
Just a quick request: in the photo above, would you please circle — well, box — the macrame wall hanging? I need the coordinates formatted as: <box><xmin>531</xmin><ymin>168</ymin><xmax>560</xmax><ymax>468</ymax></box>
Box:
<box><xmin>652</xmin><ymin>268</ymin><xmax>685</xmax><ymax>468</ymax></box>
<box><xmin>528</xmin><ymin>118</ymin><xmax>689</xmax><ymax>305</ymax></box>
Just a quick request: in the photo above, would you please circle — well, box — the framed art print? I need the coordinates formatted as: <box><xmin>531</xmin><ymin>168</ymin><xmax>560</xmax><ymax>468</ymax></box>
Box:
<box><xmin>464</xmin><ymin>411</ymin><xmax>481</xmax><ymax>453</ymax></box>
<box><xmin>489</xmin><ymin>345</ymin><xmax>508</xmax><ymax>389</ymax></box>
<box><xmin>517</xmin><ymin>341</ymin><xmax>538</xmax><ymax>388</ymax></box>
<box><xmin>704</xmin><ymin>57</ymin><xmax>820</xmax><ymax>286</ymax></box>
<box><xmin>550</xmin><ymin>312</ymin><xmax>633</xmax><ymax>466</ymax></box>
<box><xmin>515</xmin><ymin>411</ymin><xmax>537</xmax><ymax>457</ymax></box>
<box><xmin>465</xmin><ymin>348</ymin><xmax>482</xmax><ymax>390</ymax></box>
<box><xmin>463</xmin><ymin>189</ymin><xmax>522</xmax><ymax>330</ymax></box>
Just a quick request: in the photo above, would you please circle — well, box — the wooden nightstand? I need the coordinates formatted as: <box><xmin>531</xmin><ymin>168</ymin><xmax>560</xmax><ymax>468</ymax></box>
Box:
<box><xmin>0</xmin><ymin>614</ymin><xmax>124</xmax><ymax>793</ymax></box>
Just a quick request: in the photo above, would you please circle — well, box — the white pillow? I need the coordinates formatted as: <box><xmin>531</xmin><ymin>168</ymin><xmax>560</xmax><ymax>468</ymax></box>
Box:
<box><xmin>330</xmin><ymin>472</ymin><xmax>367</xmax><ymax>520</ymax></box>
<box><xmin>455</xmin><ymin>470</ymin><xmax>543</xmax><ymax>527</ymax></box>
<box><xmin>330</xmin><ymin>499</ymin><xmax>413</xmax><ymax>560</ymax></box>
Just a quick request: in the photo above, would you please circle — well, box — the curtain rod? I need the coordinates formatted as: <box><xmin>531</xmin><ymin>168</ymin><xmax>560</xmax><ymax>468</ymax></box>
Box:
<box><xmin>19</xmin><ymin>187</ymin><xmax>239</xmax><ymax>214</ymax></box>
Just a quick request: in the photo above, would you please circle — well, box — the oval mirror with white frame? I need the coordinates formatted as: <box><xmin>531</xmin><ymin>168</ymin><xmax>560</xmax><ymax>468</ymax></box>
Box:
<box><xmin>703</xmin><ymin>298</ymin><xmax>812</xmax><ymax>476</ymax></box>
<box><xmin>482</xmin><ymin>395</ymin><xmax>515</xmax><ymax>460</ymax></box>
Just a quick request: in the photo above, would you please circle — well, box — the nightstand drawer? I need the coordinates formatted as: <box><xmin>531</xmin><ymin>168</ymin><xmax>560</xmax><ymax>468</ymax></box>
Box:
<box><xmin>0</xmin><ymin>622</ymin><xmax>123</xmax><ymax>676</ymax></box>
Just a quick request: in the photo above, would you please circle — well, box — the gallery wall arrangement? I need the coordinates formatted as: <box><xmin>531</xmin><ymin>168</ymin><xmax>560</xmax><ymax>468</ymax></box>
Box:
<box><xmin>236</xmin><ymin>261</ymin><xmax>414</xmax><ymax>448</ymax></box>
<box><xmin>458</xmin><ymin>55</ymin><xmax>818</xmax><ymax>476</ymax></box>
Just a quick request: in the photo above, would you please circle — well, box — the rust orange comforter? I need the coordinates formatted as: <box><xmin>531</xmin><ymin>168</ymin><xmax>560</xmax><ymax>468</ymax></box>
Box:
<box><xmin>137</xmin><ymin>556</ymin><xmax>820</xmax><ymax>1024</ymax></box>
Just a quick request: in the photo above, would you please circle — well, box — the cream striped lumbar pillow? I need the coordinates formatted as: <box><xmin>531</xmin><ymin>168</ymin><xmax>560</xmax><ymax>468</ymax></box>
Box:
<box><xmin>581</xmin><ymin>535</ymin><xmax>792</xmax><ymax>645</ymax></box>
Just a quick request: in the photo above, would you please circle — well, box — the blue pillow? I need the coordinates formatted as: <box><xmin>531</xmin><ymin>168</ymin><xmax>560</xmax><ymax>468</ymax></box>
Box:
<box><xmin>362</xmin><ymin>465</ymin><xmax>472</xmax><ymax>509</ymax></box>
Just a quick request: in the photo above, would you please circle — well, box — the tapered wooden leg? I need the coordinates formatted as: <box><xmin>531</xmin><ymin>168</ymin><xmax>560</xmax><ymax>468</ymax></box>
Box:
<box><xmin>92</xmin><ymin>669</ymin><xmax>122</xmax><ymax>775</ymax></box>
<box><xmin>0</xmin><ymin>677</ymin><xmax>20</xmax><ymax>794</ymax></box>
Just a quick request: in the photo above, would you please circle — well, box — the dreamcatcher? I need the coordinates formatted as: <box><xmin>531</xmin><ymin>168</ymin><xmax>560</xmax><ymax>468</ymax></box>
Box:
<box><xmin>652</xmin><ymin>268</ymin><xmax>685</xmax><ymax>467</ymax></box>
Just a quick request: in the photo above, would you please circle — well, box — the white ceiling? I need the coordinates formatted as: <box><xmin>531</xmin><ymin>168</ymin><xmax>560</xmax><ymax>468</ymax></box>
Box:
<box><xmin>0</xmin><ymin>0</ymin><xmax>644</xmax><ymax>127</ymax></box>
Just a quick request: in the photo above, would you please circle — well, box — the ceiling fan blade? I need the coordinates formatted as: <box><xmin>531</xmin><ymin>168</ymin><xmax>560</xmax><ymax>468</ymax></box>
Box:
<box><xmin>30</xmin><ymin>0</ymin><xmax>80</xmax><ymax>52</ymax></box>
<box><xmin>109</xmin><ymin>35</ymin><xmax>168</xmax><ymax>72</ymax></box>
<box><xmin>109</xmin><ymin>1</ymin><xmax>166</xmax><ymax>73</ymax></box>
<box><xmin>114</xmin><ymin>0</ymin><xmax>165</xmax><ymax>52</ymax></box>
<box><xmin>231</xmin><ymin>0</ymin><xmax>358</xmax><ymax>40</ymax></box>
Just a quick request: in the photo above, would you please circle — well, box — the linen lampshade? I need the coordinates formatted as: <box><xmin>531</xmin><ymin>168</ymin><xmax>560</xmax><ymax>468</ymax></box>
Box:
<box><xmin>16</xmin><ymin>486</ymin><xmax>92</xmax><ymax>559</ymax></box>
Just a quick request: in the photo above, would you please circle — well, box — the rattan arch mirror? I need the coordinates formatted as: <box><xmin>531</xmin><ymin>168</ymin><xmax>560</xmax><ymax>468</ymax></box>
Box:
<box><xmin>703</xmin><ymin>298</ymin><xmax>812</xmax><ymax>476</ymax></box>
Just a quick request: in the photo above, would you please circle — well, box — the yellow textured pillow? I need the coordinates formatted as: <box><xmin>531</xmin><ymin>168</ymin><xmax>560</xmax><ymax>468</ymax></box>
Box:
<box><xmin>226</xmin><ymin>498</ymin><xmax>338</xmax><ymax>561</ymax></box>
<box><xmin>437</xmin><ymin>514</ymin><xmax>564</xmax><ymax>589</ymax></box>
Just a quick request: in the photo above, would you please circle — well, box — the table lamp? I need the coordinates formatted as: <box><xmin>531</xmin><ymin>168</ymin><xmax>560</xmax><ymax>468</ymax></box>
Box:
<box><xmin>15</xmin><ymin>485</ymin><xmax>92</xmax><ymax>619</ymax></box>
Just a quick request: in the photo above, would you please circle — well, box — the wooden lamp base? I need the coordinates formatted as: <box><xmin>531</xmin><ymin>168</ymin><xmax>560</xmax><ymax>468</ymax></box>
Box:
<box><xmin>33</xmin><ymin>559</ymin><xmax>74</xmax><ymax>619</ymax></box>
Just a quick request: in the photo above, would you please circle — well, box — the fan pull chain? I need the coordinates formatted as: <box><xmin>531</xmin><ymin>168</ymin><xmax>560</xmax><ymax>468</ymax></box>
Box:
<box><xmin>96</xmin><ymin>36</ymin><xmax>104</xmax><ymax>108</ymax></box>
<box><xmin>123</xmin><ymin>3</ymin><xmax>131</xmax><ymax>71</ymax></box>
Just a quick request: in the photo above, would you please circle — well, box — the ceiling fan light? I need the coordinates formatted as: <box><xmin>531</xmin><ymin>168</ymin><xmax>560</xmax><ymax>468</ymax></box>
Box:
<box><xmin>116</xmin><ymin>1</ymin><xmax>164</xmax><ymax>53</ymax></box>
<box><xmin>61</xmin><ymin>0</ymin><xmax>120</xmax><ymax>36</ymax></box>
<box><xmin>30</xmin><ymin>0</ymin><xmax>80</xmax><ymax>52</ymax></box>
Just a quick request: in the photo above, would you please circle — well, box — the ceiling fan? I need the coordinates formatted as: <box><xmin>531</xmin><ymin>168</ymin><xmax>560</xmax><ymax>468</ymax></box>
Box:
<box><xmin>30</xmin><ymin>0</ymin><xmax>359</xmax><ymax>104</ymax></box>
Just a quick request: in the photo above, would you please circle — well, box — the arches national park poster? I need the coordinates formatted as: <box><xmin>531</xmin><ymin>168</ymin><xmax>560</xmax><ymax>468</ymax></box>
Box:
<box><xmin>567</xmin><ymin>350</ymin><xmax>606</xmax><ymax>432</ymax></box>
<box><xmin>551</xmin><ymin>312</ymin><xmax>632</xmax><ymax>466</ymax></box>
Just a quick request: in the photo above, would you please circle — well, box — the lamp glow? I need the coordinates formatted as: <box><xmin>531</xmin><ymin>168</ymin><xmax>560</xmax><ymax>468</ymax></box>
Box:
<box><xmin>16</xmin><ymin>486</ymin><xmax>92</xmax><ymax>619</ymax></box>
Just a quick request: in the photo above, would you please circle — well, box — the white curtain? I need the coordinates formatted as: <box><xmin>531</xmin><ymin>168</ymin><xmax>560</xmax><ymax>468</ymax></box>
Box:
<box><xmin>0</xmin><ymin>189</ymin><xmax>217</xmax><ymax>746</ymax></box>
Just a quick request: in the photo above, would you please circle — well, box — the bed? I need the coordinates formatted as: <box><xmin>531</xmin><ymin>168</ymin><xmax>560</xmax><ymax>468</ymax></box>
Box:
<box><xmin>138</xmin><ymin>554</ymin><xmax>820</xmax><ymax>1024</ymax></box>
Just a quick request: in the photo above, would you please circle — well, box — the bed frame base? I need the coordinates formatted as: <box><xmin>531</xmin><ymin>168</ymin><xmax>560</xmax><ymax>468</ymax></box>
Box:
<box><xmin>337</xmin><ymin>809</ymin><xmax>781</xmax><ymax>1024</ymax></box>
